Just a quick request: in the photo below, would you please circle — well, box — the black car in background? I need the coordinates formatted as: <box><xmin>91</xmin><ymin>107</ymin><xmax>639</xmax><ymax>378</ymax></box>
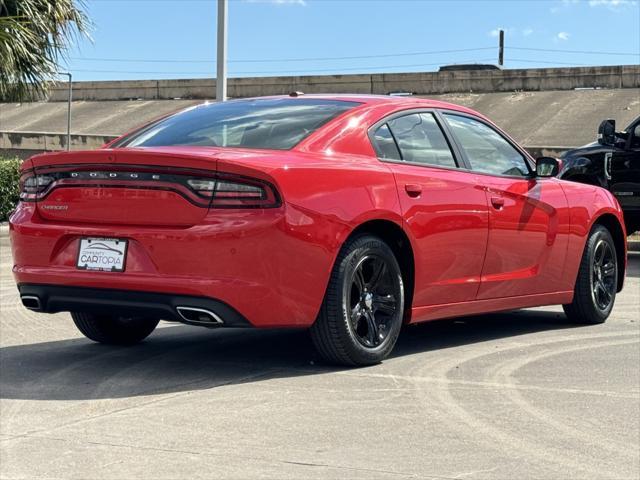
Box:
<box><xmin>560</xmin><ymin>116</ymin><xmax>640</xmax><ymax>234</ymax></box>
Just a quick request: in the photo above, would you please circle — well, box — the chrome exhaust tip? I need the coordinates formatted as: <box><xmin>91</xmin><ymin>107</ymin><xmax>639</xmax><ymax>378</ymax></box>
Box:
<box><xmin>21</xmin><ymin>295</ymin><xmax>42</xmax><ymax>311</ymax></box>
<box><xmin>176</xmin><ymin>306</ymin><xmax>224</xmax><ymax>327</ymax></box>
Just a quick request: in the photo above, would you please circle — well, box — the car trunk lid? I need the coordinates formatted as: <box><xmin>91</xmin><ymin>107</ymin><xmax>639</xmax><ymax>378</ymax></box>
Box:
<box><xmin>31</xmin><ymin>148</ymin><xmax>220</xmax><ymax>226</ymax></box>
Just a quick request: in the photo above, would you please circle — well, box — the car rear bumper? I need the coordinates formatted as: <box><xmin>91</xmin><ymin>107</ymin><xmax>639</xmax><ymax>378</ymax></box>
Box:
<box><xmin>17</xmin><ymin>283</ymin><xmax>252</xmax><ymax>328</ymax></box>
<box><xmin>9</xmin><ymin>202</ymin><xmax>338</xmax><ymax>328</ymax></box>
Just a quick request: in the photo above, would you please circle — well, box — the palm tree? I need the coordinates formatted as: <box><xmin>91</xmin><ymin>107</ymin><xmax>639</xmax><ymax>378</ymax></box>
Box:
<box><xmin>0</xmin><ymin>0</ymin><xmax>90</xmax><ymax>102</ymax></box>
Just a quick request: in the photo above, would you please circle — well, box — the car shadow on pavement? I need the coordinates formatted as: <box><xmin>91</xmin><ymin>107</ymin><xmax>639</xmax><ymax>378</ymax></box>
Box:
<box><xmin>0</xmin><ymin>308</ymin><xmax>582</xmax><ymax>402</ymax></box>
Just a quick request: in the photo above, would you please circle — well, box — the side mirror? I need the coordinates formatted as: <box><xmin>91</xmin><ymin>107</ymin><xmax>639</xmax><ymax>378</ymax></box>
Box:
<box><xmin>536</xmin><ymin>157</ymin><xmax>561</xmax><ymax>177</ymax></box>
<box><xmin>598</xmin><ymin>119</ymin><xmax>616</xmax><ymax>146</ymax></box>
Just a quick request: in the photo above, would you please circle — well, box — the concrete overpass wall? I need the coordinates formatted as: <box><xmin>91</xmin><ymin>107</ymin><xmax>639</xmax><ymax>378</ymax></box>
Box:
<box><xmin>2</xmin><ymin>66</ymin><xmax>638</xmax><ymax>158</ymax></box>
<box><xmin>2</xmin><ymin>88</ymin><xmax>638</xmax><ymax>155</ymax></box>
<box><xmin>44</xmin><ymin>65</ymin><xmax>640</xmax><ymax>102</ymax></box>
<box><xmin>0</xmin><ymin>137</ymin><xmax>597</xmax><ymax>162</ymax></box>
<box><xmin>0</xmin><ymin>131</ymin><xmax>115</xmax><ymax>155</ymax></box>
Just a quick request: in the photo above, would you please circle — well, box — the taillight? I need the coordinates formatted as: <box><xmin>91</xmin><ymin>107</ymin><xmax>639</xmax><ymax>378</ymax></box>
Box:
<box><xmin>19</xmin><ymin>166</ymin><xmax>280</xmax><ymax>209</ymax></box>
<box><xmin>186</xmin><ymin>179</ymin><xmax>217</xmax><ymax>197</ymax></box>
<box><xmin>19</xmin><ymin>173</ymin><xmax>54</xmax><ymax>201</ymax></box>
<box><xmin>188</xmin><ymin>174</ymin><xmax>280</xmax><ymax>208</ymax></box>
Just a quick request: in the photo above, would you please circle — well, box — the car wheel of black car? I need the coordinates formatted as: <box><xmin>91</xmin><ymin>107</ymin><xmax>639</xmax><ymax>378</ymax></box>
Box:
<box><xmin>71</xmin><ymin>312</ymin><xmax>160</xmax><ymax>345</ymax></box>
<box><xmin>310</xmin><ymin>234</ymin><xmax>405</xmax><ymax>366</ymax></box>
<box><xmin>624</xmin><ymin>217</ymin><xmax>639</xmax><ymax>236</ymax></box>
<box><xmin>563</xmin><ymin>225</ymin><xmax>618</xmax><ymax>324</ymax></box>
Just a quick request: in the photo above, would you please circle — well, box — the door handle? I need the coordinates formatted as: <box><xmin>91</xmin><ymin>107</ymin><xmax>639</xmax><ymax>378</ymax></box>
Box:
<box><xmin>405</xmin><ymin>184</ymin><xmax>422</xmax><ymax>198</ymax></box>
<box><xmin>604</xmin><ymin>152</ymin><xmax>612</xmax><ymax>181</ymax></box>
<box><xmin>490</xmin><ymin>196</ymin><xmax>505</xmax><ymax>209</ymax></box>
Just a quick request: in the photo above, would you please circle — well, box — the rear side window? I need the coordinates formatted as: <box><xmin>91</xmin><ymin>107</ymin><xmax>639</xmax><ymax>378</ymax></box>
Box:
<box><xmin>118</xmin><ymin>98</ymin><xmax>360</xmax><ymax>150</ymax></box>
<box><xmin>443</xmin><ymin>114</ymin><xmax>530</xmax><ymax>177</ymax></box>
<box><xmin>385</xmin><ymin>113</ymin><xmax>457</xmax><ymax>167</ymax></box>
<box><xmin>372</xmin><ymin>124</ymin><xmax>401</xmax><ymax>160</ymax></box>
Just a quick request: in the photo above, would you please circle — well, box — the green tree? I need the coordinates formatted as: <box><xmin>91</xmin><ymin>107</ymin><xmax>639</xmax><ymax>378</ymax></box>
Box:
<box><xmin>0</xmin><ymin>0</ymin><xmax>90</xmax><ymax>102</ymax></box>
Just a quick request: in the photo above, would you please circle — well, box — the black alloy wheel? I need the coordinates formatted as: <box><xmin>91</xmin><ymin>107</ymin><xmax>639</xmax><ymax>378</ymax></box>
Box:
<box><xmin>348</xmin><ymin>254</ymin><xmax>399</xmax><ymax>348</ymax></box>
<box><xmin>311</xmin><ymin>234</ymin><xmax>405</xmax><ymax>366</ymax></box>
<box><xmin>563</xmin><ymin>224</ymin><xmax>618</xmax><ymax>324</ymax></box>
<box><xmin>590</xmin><ymin>238</ymin><xmax>617</xmax><ymax>312</ymax></box>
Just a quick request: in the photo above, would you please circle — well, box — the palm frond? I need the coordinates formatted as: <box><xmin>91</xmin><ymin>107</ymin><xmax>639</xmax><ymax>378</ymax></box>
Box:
<box><xmin>0</xmin><ymin>1</ymin><xmax>92</xmax><ymax>102</ymax></box>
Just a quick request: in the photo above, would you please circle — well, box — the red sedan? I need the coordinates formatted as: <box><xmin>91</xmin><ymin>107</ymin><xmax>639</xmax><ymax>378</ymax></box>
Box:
<box><xmin>10</xmin><ymin>94</ymin><xmax>627</xmax><ymax>366</ymax></box>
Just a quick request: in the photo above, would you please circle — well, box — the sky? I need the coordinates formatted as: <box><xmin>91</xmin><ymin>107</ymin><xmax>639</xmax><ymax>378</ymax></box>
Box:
<box><xmin>62</xmin><ymin>0</ymin><xmax>640</xmax><ymax>81</ymax></box>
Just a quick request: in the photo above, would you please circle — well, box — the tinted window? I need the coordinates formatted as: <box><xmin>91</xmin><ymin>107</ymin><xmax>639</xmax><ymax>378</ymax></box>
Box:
<box><xmin>443</xmin><ymin>114</ymin><xmax>530</xmax><ymax>177</ymax></box>
<box><xmin>630</xmin><ymin>122</ymin><xmax>640</xmax><ymax>149</ymax></box>
<box><xmin>387</xmin><ymin>113</ymin><xmax>456</xmax><ymax>167</ymax></box>
<box><xmin>372</xmin><ymin>124</ymin><xmax>401</xmax><ymax>160</ymax></box>
<box><xmin>118</xmin><ymin>98</ymin><xmax>360</xmax><ymax>150</ymax></box>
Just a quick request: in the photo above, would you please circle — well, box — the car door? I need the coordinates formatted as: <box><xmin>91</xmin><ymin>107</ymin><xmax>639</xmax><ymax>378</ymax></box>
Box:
<box><xmin>609</xmin><ymin>118</ymin><xmax>640</xmax><ymax>216</ymax></box>
<box><xmin>370</xmin><ymin>111</ymin><xmax>489</xmax><ymax>308</ymax></box>
<box><xmin>441</xmin><ymin>112</ymin><xmax>570</xmax><ymax>299</ymax></box>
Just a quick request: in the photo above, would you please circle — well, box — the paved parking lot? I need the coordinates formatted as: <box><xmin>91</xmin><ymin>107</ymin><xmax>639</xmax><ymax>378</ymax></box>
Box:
<box><xmin>1</xmin><ymin>234</ymin><xmax>639</xmax><ymax>480</ymax></box>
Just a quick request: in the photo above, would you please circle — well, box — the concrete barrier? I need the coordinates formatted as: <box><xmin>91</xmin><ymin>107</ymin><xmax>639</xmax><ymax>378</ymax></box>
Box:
<box><xmin>0</xmin><ymin>131</ymin><xmax>114</xmax><ymax>156</ymax></box>
<box><xmin>45</xmin><ymin>65</ymin><xmax>640</xmax><ymax>102</ymax></box>
<box><xmin>524</xmin><ymin>146</ymin><xmax>571</xmax><ymax>159</ymax></box>
<box><xmin>0</xmin><ymin>130</ymin><xmax>568</xmax><ymax>161</ymax></box>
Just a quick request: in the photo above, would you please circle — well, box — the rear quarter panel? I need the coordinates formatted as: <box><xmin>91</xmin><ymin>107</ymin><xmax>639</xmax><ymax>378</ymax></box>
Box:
<box><xmin>215</xmin><ymin>151</ymin><xmax>403</xmax><ymax>326</ymax></box>
<box><xmin>559</xmin><ymin>180</ymin><xmax>627</xmax><ymax>291</ymax></box>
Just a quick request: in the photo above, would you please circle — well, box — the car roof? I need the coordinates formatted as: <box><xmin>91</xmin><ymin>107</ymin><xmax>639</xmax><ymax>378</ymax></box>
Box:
<box><xmin>239</xmin><ymin>94</ymin><xmax>484</xmax><ymax>118</ymax></box>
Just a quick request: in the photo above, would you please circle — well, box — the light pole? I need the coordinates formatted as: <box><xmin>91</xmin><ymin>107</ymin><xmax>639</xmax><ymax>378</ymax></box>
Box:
<box><xmin>57</xmin><ymin>72</ymin><xmax>72</xmax><ymax>150</ymax></box>
<box><xmin>216</xmin><ymin>0</ymin><xmax>228</xmax><ymax>102</ymax></box>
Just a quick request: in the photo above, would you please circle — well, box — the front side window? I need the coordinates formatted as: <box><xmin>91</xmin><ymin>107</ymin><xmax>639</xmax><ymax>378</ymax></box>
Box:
<box><xmin>629</xmin><ymin>121</ymin><xmax>640</xmax><ymax>149</ymax></box>
<box><xmin>443</xmin><ymin>114</ymin><xmax>530</xmax><ymax>177</ymax></box>
<box><xmin>117</xmin><ymin>98</ymin><xmax>360</xmax><ymax>150</ymax></box>
<box><xmin>386</xmin><ymin>113</ymin><xmax>457</xmax><ymax>168</ymax></box>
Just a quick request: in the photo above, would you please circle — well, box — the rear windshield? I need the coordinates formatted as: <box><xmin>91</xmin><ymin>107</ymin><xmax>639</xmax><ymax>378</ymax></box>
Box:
<box><xmin>117</xmin><ymin>98</ymin><xmax>360</xmax><ymax>150</ymax></box>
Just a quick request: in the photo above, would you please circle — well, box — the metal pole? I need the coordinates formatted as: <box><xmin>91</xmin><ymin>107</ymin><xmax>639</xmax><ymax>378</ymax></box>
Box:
<box><xmin>498</xmin><ymin>30</ymin><xmax>504</xmax><ymax>67</ymax></box>
<box><xmin>57</xmin><ymin>72</ymin><xmax>72</xmax><ymax>150</ymax></box>
<box><xmin>216</xmin><ymin>0</ymin><xmax>228</xmax><ymax>102</ymax></box>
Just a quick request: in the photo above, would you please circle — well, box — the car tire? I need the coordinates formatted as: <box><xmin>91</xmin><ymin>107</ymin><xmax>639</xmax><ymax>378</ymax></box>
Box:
<box><xmin>624</xmin><ymin>218</ymin><xmax>639</xmax><ymax>236</ymax></box>
<box><xmin>310</xmin><ymin>234</ymin><xmax>405</xmax><ymax>366</ymax></box>
<box><xmin>563</xmin><ymin>224</ymin><xmax>618</xmax><ymax>325</ymax></box>
<box><xmin>71</xmin><ymin>312</ymin><xmax>159</xmax><ymax>345</ymax></box>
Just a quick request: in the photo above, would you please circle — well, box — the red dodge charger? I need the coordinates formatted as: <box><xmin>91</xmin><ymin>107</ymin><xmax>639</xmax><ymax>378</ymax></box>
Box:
<box><xmin>9</xmin><ymin>94</ymin><xmax>627</xmax><ymax>365</ymax></box>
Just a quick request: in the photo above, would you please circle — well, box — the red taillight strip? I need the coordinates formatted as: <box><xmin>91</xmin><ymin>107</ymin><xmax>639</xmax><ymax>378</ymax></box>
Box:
<box><xmin>22</xmin><ymin>164</ymin><xmax>281</xmax><ymax>209</ymax></box>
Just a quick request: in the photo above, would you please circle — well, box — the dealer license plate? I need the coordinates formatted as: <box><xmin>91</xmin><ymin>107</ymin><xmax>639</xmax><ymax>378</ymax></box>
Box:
<box><xmin>77</xmin><ymin>237</ymin><xmax>128</xmax><ymax>272</ymax></box>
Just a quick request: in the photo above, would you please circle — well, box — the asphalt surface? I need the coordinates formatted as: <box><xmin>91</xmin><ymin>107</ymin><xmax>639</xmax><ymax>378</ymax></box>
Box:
<box><xmin>1</xmin><ymin>235</ymin><xmax>639</xmax><ymax>480</ymax></box>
